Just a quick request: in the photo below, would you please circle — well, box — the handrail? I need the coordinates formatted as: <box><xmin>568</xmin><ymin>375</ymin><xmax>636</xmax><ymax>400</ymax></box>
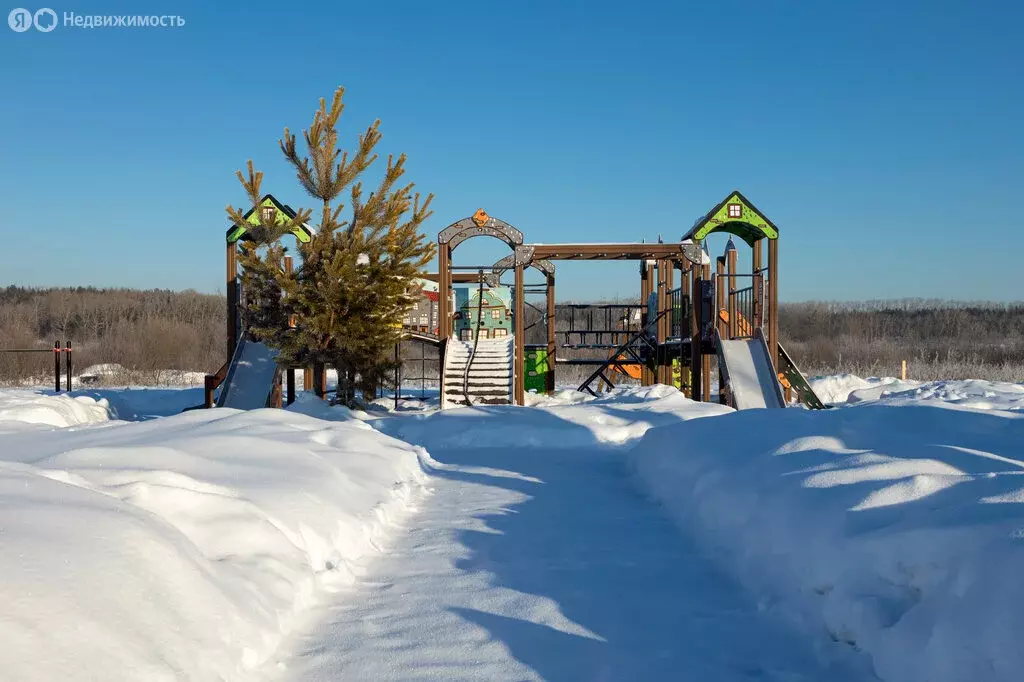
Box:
<box><xmin>1</xmin><ymin>340</ymin><xmax>71</xmax><ymax>392</ymax></box>
<box><xmin>576</xmin><ymin>308</ymin><xmax>668</xmax><ymax>396</ymax></box>
<box><xmin>204</xmin><ymin>360</ymin><xmax>230</xmax><ymax>408</ymax></box>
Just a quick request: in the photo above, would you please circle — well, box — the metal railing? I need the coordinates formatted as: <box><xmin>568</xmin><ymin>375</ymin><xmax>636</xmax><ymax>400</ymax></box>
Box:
<box><xmin>714</xmin><ymin>273</ymin><xmax>764</xmax><ymax>340</ymax></box>
<box><xmin>556</xmin><ymin>304</ymin><xmax>644</xmax><ymax>348</ymax></box>
<box><xmin>667</xmin><ymin>287</ymin><xmax>692</xmax><ymax>339</ymax></box>
<box><xmin>0</xmin><ymin>341</ymin><xmax>73</xmax><ymax>392</ymax></box>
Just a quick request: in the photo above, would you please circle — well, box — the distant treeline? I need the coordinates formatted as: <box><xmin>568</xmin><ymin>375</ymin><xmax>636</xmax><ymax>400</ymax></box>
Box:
<box><xmin>1</xmin><ymin>286</ymin><xmax>1021</xmax><ymax>385</ymax></box>
<box><xmin>779</xmin><ymin>301</ymin><xmax>1024</xmax><ymax>381</ymax></box>
<box><xmin>0</xmin><ymin>286</ymin><xmax>224</xmax><ymax>383</ymax></box>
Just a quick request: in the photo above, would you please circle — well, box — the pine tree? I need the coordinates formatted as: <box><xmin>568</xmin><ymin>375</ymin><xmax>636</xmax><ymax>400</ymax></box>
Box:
<box><xmin>226</xmin><ymin>87</ymin><xmax>436</xmax><ymax>404</ymax></box>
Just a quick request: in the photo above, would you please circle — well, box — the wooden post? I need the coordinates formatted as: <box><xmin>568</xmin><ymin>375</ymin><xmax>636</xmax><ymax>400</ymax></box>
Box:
<box><xmin>546</xmin><ymin>273</ymin><xmax>556</xmax><ymax>393</ymax></box>
<box><xmin>281</xmin><ymin>254</ymin><xmax>294</xmax><ymax>404</ymax></box>
<box><xmin>303</xmin><ymin>368</ymin><xmax>313</xmax><ymax>391</ymax></box>
<box><xmin>753</xmin><ymin>240</ymin><xmax>763</xmax><ymax>276</ymax></box>
<box><xmin>689</xmin><ymin>269</ymin><xmax>701</xmax><ymax>402</ymax></box>
<box><xmin>655</xmin><ymin>260</ymin><xmax>668</xmax><ymax>384</ymax></box>
<box><xmin>664</xmin><ymin>260</ymin><xmax>675</xmax><ymax>386</ymax></box>
<box><xmin>514</xmin><ymin>264</ymin><xmax>525</xmax><ymax>405</ymax></box>
<box><xmin>226</xmin><ymin>242</ymin><xmax>238</xmax><ymax>363</ymax></box>
<box><xmin>679</xmin><ymin>264</ymin><xmax>690</xmax><ymax>396</ymax></box>
<box><xmin>715</xmin><ymin>257</ymin><xmax>726</xmax><ymax>337</ymax></box>
<box><xmin>438</xmin><ymin>245</ymin><xmax>451</xmax><ymax>340</ymax></box>
<box><xmin>641</xmin><ymin>260</ymin><xmax>656</xmax><ymax>386</ymax></box>
<box><xmin>901</xmin><ymin>359</ymin><xmax>908</xmax><ymax>381</ymax></box>
<box><xmin>313</xmin><ymin>362</ymin><xmax>326</xmax><ymax>400</ymax></box>
<box><xmin>204</xmin><ymin>375</ymin><xmax>215</xmax><ymax>408</ymax></box>
<box><xmin>727</xmin><ymin>245</ymin><xmax>738</xmax><ymax>338</ymax></box>
<box><xmin>768</xmin><ymin>238</ymin><xmax>779</xmax><ymax>370</ymax></box>
<box><xmin>395</xmin><ymin>342</ymin><xmax>401</xmax><ymax>410</ymax></box>
<box><xmin>702</xmin><ymin>262</ymin><xmax>712</xmax><ymax>402</ymax></box>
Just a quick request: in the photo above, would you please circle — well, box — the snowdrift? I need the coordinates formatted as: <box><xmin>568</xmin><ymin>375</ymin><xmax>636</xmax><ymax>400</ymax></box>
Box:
<box><xmin>0</xmin><ymin>402</ymin><xmax>428</xmax><ymax>681</ymax></box>
<box><xmin>388</xmin><ymin>385</ymin><xmax>731</xmax><ymax>449</ymax></box>
<box><xmin>809</xmin><ymin>374</ymin><xmax>1024</xmax><ymax>410</ymax></box>
<box><xmin>630</xmin><ymin>400</ymin><xmax>1024</xmax><ymax>682</ymax></box>
<box><xmin>0</xmin><ymin>390</ymin><xmax>113</xmax><ymax>430</ymax></box>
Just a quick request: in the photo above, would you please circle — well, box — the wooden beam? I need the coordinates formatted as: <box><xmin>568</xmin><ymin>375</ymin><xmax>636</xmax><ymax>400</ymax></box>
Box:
<box><xmin>528</xmin><ymin>243</ymin><xmax>700</xmax><ymax>263</ymax></box>
<box><xmin>417</xmin><ymin>271</ymin><xmax>486</xmax><ymax>284</ymax></box>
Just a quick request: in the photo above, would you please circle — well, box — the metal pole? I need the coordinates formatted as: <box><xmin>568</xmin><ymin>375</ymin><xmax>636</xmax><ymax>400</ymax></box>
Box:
<box><xmin>54</xmin><ymin>340</ymin><xmax>60</xmax><ymax>393</ymax></box>
<box><xmin>65</xmin><ymin>341</ymin><xmax>72</xmax><ymax>392</ymax></box>
<box><xmin>286</xmin><ymin>368</ymin><xmax>296</xmax><ymax>405</ymax></box>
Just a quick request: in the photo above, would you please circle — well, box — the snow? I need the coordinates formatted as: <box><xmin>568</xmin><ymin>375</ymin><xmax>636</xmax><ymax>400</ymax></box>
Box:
<box><xmin>264</xmin><ymin>390</ymin><xmax>867</xmax><ymax>681</ymax></box>
<box><xmin>3</xmin><ymin>376</ymin><xmax>1024</xmax><ymax>681</ymax></box>
<box><xmin>0</xmin><ymin>390</ymin><xmax>428</xmax><ymax>681</ymax></box>
<box><xmin>630</xmin><ymin>386</ymin><xmax>1024</xmax><ymax>682</ymax></box>
<box><xmin>0</xmin><ymin>390</ymin><xmax>112</xmax><ymax>430</ymax></box>
<box><xmin>810</xmin><ymin>374</ymin><xmax>1024</xmax><ymax>411</ymax></box>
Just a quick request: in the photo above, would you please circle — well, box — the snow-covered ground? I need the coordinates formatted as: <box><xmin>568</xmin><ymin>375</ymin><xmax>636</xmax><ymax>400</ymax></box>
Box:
<box><xmin>632</xmin><ymin>378</ymin><xmax>1024</xmax><ymax>682</ymax></box>
<box><xmin>1</xmin><ymin>374</ymin><xmax>1022</xmax><ymax>681</ymax></box>
<box><xmin>0</xmin><ymin>388</ymin><xmax>429</xmax><ymax>681</ymax></box>
<box><xmin>809</xmin><ymin>373</ymin><xmax>1024</xmax><ymax>411</ymax></box>
<box><xmin>263</xmin><ymin>390</ymin><xmax>870</xmax><ymax>681</ymax></box>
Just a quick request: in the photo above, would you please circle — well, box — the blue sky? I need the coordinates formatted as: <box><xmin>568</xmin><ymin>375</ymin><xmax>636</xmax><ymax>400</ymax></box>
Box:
<box><xmin>1</xmin><ymin>0</ymin><xmax>1021</xmax><ymax>302</ymax></box>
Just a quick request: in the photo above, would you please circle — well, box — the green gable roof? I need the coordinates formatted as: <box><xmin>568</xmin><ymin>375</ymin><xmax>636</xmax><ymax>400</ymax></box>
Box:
<box><xmin>682</xmin><ymin>190</ymin><xmax>778</xmax><ymax>247</ymax></box>
<box><xmin>226</xmin><ymin>194</ymin><xmax>313</xmax><ymax>244</ymax></box>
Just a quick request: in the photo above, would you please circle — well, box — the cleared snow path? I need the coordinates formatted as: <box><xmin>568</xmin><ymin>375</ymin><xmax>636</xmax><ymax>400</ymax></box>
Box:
<box><xmin>263</xmin><ymin>404</ymin><xmax>868</xmax><ymax>681</ymax></box>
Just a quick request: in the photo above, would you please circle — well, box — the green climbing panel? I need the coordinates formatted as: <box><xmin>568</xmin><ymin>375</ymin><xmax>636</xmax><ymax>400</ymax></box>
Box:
<box><xmin>777</xmin><ymin>342</ymin><xmax>828</xmax><ymax>410</ymax></box>
<box><xmin>525</xmin><ymin>346</ymin><xmax>551</xmax><ymax>394</ymax></box>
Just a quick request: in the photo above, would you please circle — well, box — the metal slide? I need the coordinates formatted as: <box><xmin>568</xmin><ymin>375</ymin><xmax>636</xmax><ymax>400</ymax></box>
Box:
<box><xmin>216</xmin><ymin>333</ymin><xmax>280</xmax><ymax>409</ymax></box>
<box><xmin>715</xmin><ymin>328</ymin><xmax>786</xmax><ymax>409</ymax></box>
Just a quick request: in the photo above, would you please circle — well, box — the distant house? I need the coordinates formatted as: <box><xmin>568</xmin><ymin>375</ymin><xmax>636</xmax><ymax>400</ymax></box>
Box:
<box><xmin>403</xmin><ymin>288</ymin><xmax>439</xmax><ymax>333</ymax></box>
<box><xmin>402</xmin><ymin>278</ymin><xmax>441</xmax><ymax>334</ymax></box>
<box><xmin>454</xmin><ymin>288</ymin><xmax>512</xmax><ymax>341</ymax></box>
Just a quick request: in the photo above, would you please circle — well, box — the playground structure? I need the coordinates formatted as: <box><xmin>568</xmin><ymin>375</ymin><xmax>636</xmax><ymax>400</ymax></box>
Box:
<box><xmin>206</xmin><ymin>191</ymin><xmax>825</xmax><ymax>411</ymax></box>
<box><xmin>432</xmin><ymin>193</ymin><xmax>826</xmax><ymax>409</ymax></box>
